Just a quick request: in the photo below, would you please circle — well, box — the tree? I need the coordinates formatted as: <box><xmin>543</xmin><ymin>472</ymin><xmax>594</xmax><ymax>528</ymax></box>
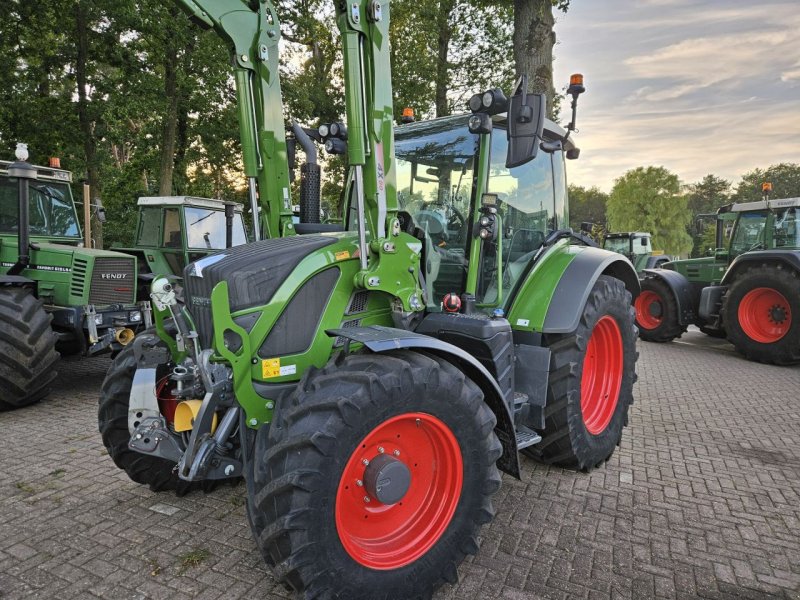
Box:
<box><xmin>606</xmin><ymin>166</ymin><xmax>692</xmax><ymax>257</ymax></box>
<box><xmin>734</xmin><ymin>163</ymin><xmax>800</xmax><ymax>201</ymax></box>
<box><xmin>568</xmin><ymin>184</ymin><xmax>607</xmax><ymax>232</ymax></box>
<box><xmin>686</xmin><ymin>174</ymin><xmax>731</xmax><ymax>257</ymax></box>
<box><xmin>512</xmin><ymin>0</ymin><xmax>570</xmax><ymax>117</ymax></box>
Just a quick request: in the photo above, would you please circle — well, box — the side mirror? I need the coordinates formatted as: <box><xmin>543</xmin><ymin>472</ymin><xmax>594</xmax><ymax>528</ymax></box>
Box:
<box><xmin>506</xmin><ymin>75</ymin><xmax>545</xmax><ymax>169</ymax></box>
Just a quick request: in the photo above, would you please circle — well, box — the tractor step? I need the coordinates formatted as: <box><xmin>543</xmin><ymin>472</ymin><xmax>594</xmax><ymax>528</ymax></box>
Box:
<box><xmin>513</xmin><ymin>391</ymin><xmax>528</xmax><ymax>406</ymax></box>
<box><xmin>515</xmin><ymin>425</ymin><xmax>541</xmax><ymax>450</ymax></box>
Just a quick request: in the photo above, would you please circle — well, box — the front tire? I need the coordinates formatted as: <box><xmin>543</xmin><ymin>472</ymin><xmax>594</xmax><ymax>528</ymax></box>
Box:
<box><xmin>723</xmin><ymin>264</ymin><xmax>800</xmax><ymax>365</ymax></box>
<box><xmin>634</xmin><ymin>277</ymin><xmax>685</xmax><ymax>342</ymax></box>
<box><xmin>527</xmin><ymin>275</ymin><xmax>637</xmax><ymax>471</ymax></box>
<box><xmin>98</xmin><ymin>336</ymin><xmax>198</xmax><ymax>495</ymax></box>
<box><xmin>251</xmin><ymin>350</ymin><xmax>502</xmax><ymax>599</ymax></box>
<box><xmin>0</xmin><ymin>287</ymin><xmax>59</xmax><ymax>411</ymax></box>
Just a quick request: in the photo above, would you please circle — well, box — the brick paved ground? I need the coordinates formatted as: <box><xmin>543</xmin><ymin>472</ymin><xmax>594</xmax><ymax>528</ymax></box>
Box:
<box><xmin>1</xmin><ymin>330</ymin><xmax>799</xmax><ymax>599</ymax></box>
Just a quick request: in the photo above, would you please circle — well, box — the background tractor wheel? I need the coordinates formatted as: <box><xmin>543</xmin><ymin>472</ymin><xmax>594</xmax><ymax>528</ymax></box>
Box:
<box><xmin>250</xmin><ymin>350</ymin><xmax>502</xmax><ymax>599</ymax></box>
<box><xmin>0</xmin><ymin>287</ymin><xmax>59</xmax><ymax>411</ymax></box>
<box><xmin>723</xmin><ymin>264</ymin><xmax>800</xmax><ymax>365</ymax></box>
<box><xmin>98</xmin><ymin>335</ymin><xmax>204</xmax><ymax>495</ymax></box>
<box><xmin>634</xmin><ymin>277</ymin><xmax>685</xmax><ymax>342</ymax></box>
<box><xmin>527</xmin><ymin>275</ymin><xmax>637</xmax><ymax>471</ymax></box>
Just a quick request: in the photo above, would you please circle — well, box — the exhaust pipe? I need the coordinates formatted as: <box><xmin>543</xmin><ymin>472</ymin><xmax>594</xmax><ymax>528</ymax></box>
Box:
<box><xmin>115</xmin><ymin>328</ymin><xmax>135</xmax><ymax>346</ymax></box>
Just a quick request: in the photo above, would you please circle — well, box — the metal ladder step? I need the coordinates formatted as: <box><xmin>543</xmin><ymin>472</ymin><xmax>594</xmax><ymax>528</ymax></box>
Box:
<box><xmin>515</xmin><ymin>425</ymin><xmax>541</xmax><ymax>450</ymax></box>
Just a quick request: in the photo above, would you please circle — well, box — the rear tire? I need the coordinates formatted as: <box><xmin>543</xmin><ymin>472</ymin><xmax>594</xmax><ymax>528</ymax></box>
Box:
<box><xmin>723</xmin><ymin>265</ymin><xmax>800</xmax><ymax>365</ymax></box>
<box><xmin>98</xmin><ymin>335</ymin><xmax>199</xmax><ymax>495</ymax></box>
<box><xmin>251</xmin><ymin>350</ymin><xmax>502</xmax><ymax>599</ymax></box>
<box><xmin>0</xmin><ymin>287</ymin><xmax>59</xmax><ymax>411</ymax></box>
<box><xmin>526</xmin><ymin>275</ymin><xmax>637</xmax><ymax>471</ymax></box>
<box><xmin>635</xmin><ymin>277</ymin><xmax>686</xmax><ymax>342</ymax></box>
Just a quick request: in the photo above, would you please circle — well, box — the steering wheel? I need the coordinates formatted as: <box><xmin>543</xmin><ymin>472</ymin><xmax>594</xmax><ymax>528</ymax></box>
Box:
<box><xmin>414</xmin><ymin>209</ymin><xmax>448</xmax><ymax>242</ymax></box>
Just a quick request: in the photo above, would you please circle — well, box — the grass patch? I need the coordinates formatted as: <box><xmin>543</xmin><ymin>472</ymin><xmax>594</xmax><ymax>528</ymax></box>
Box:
<box><xmin>177</xmin><ymin>548</ymin><xmax>210</xmax><ymax>575</ymax></box>
<box><xmin>15</xmin><ymin>481</ymin><xmax>36</xmax><ymax>494</ymax></box>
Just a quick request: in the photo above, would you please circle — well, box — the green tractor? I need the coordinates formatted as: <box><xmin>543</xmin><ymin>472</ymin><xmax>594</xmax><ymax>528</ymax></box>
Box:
<box><xmin>602</xmin><ymin>231</ymin><xmax>671</xmax><ymax>273</ymax></box>
<box><xmin>0</xmin><ymin>149</ymin><xmax>150</xmax><ymax>410</ymax></box>
<box><xmin>98</xmin><ymin>2</ymin><xmax>640</xmax><ymax>597</ymax></box>
<box><xmin>636</xmin><ymin>197</ymin><xmax>800</xmax><ymax>364</ymax></box>
<box><xmin>113</xmin><ymin>195</ymin><xmax>248</xmax><ymax>298</ymax></box>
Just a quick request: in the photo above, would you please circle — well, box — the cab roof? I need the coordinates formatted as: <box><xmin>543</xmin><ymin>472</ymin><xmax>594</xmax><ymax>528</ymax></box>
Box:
<box><xmin>0</xmin><ymin>160</ymin><xmax>72</xmax><ymax>183</ymax></box>
<box><xmin>137</xmin><ymin>196</ymin><xmax>243</xmax><ymax>211</ymax></box>
<box><xmin>728</xmin><ymin>197</ymin><xmax>800</xmax><ymax>212</ymax></box>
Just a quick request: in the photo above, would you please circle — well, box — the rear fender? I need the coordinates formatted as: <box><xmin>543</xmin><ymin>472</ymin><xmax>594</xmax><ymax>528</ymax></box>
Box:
<box><xmin>327</xmin><ymin>325</ymin><xmax>521</xmax><ymax>479</ymax></box>
<box><xmin>0</xmin><ymin>275</ymin><xmax>37</xmax><ymax>293</ymax></box>
<box><xmin>641</xmin><ymin>268</ymin><xmax>694</xmax><ymax>325</ymax></box>
<box><xmin>721</xmin><ymin>250</ymin><xmax>800</xmax><ymax>285</ymax></box>
<box><xmin>509</xmin><ymin>245</ymin><xmax>640</xmax><ymax>334</ymax></box>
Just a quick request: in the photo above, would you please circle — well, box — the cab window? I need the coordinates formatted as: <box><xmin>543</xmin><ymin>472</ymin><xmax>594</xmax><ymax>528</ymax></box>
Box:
<box><xmin>137</xmin><ymin>208</ymin><xmax>161</xmax><ymax>246</ymax></box>
<box><xmin>730</xmin><ymin>211</ymin><xmax>767</xmax><ymax>256</ymax></box>
<box><xmin>163</xmin><ymin>208</ymin><xmax>182</xmax><ymax>248</ymax></box>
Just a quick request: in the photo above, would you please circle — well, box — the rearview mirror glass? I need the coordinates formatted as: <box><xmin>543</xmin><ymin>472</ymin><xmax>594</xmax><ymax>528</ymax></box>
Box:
<box><xmin>506</xmin><ymin>76</ymin><xmax>545</xmax><ymax>169</ymax></box>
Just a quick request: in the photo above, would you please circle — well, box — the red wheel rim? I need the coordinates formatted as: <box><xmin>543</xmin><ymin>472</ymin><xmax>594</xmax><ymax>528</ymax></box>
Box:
<box><xmin>634</xmin><ymin>290</ymin><xmax>663</xmax><ymax>330</ymax></box>
<box><xmin>738</xmin><ymin>287</ymin><xmax>792</xmax><ymax>343</ymax></box>
<box><xmin>581</xmin><ymin>316</ymin><xmax>624</xmax><ymax>435</ymax></box>
<box><xmin>335</xmin><ymin>412</ymin><xmax>463</xmax><ymax>570</ymax></box>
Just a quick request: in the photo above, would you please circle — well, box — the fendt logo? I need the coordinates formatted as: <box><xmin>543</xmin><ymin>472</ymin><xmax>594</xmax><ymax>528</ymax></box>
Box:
<box><xmin>101</xmin><ymin>273</ymin><xmax>128</xmax><ymax>280</ymax></box>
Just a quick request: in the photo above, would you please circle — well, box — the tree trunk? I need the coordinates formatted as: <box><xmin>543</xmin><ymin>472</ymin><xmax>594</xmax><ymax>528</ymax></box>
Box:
<box><xmin>434</xmin><ymin>0</ymin><xmax>455</xmax><ymax>117</ymax></box>
<box><xmin>513</xmin><ymin>0</ymin><xmax>556</xmax><ymax>117</ymax></box>
<box><xmin>158</xmin><ymin>31</ymin><xmax>180</xmax><ymax>197</ymax></box>
<box><xmin>75</xmin><ymin>1</ymin><xmax>103</xmax><ymax>248</ymax></box>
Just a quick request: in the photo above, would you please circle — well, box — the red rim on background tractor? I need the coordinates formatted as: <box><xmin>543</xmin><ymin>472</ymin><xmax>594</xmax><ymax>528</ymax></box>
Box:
<box><xmin>634</xmin><ymin>290</ymin><xmax>663</xmax><ymax>330</ymax></box>
<box><xmin>738</xmin><ymin>287</ymin><xmax>792</xmax><ymax>343</ymax></box>
<box><xmin>581</xmin><ymin>316</ymin><xmax>623</xmax><ymax>435</ymax></box>
<box><xmin>335</xmin><ymin>412</ymin><xmax>463</xmax><ymax>570</ymax></box>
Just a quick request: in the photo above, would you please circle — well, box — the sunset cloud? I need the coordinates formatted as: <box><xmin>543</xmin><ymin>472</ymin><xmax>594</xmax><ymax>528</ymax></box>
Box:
<box><xmin>553</xmin><ymin>0</ymin><xmax>800</xmax><ymax>191</ymax></box>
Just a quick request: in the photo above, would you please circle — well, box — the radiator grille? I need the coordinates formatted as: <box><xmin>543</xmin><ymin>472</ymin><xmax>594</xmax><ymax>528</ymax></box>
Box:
<box><xmin>71</xmin><ymin>258</ymin><xmax>88</xmax><ymax>297</ymax></box>
<box><xmin>346</xmin><ymin>291</ymin><xmax>370</xmax><ymax>315</ymax></box>
<box><xmin>89</xmin><ymin>258</ymin><xmax>136</xmax><ymax>305</ymax></box>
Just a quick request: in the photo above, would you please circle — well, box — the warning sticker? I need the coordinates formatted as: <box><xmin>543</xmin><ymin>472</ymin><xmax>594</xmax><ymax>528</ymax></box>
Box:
<box><xmin>335</xmin><ymin>250</ymin><xmax>351</xmax><ymax>261</ymax></box>
<box><xmin>262</xmin><ymin>358</ymin><xmax>297</xmax><ymax>379</ymax></box>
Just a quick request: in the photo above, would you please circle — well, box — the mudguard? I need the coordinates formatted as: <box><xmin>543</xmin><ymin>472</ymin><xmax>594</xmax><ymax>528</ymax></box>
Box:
<box><xmin>509</xmin><ymin>245</ymin><xmax>640</xmax><ymax>335</ymax></box>
<box><xmin>641</xmin><ymin>268</ymin><xmax>694</xmax><ymax>325</ymax></box>
<box><xmin>0</xmin><ymin>274</ymin><xmax>36</xmax><ymax>292</ymax></box>
<box><xmin>721</xmin><ymin>250</ymin><xmax>800</xmax><ymax>285</ymax></box>
<box><xmin>327</xmin><ymin>324</ymin><xmax>521</xmax><ymax>479</ymax></box>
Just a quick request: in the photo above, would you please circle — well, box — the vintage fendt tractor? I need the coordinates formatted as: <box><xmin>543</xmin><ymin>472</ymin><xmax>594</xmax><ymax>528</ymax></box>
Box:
<box><xmin>602</xmin><ymin>230</ymin><xmax>671</xmax><ymax>272</ymax></box>
<box><xmin>636</xmin><ymin>191</ymin><xmax>799</xmax><ymax>365</ymax></box>
<box><xmin>0</xmin><ymin>150</ymin><xmax>150</xmax><ymax>410</ymax></box>
<box><xmin>98</xmin><ymin>1</ymin><xmax>641</xmax><ymax>597</ymax></box>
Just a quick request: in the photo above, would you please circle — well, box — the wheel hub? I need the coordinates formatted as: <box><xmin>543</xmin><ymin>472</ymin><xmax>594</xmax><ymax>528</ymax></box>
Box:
<box><xmin>770</xmin><ymin>305</ymin><xmax>787</xmax><ymax>324</ymax></box>
<box><xmin>363</xmin><ymin>454</ymin><xmax>411</xmax><ymax>505</ymax></box>
<box><xmin>648</xmin><ymin>301</ymin><xmax>663</xmax><ymax>318</ymax></box>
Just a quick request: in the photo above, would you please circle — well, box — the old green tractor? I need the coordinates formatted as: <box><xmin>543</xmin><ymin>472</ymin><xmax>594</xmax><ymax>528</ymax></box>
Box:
<box><xmin>0</xmin><ymin>150</ymin><xmax>150</xmax><ymax>410</ymax></box>
<box><xmin>114</xmin><ymin>195</ymin><xmax>248</xmax><ymax>299</ymax></box>
<box><xmin>602</xmin><ymin>231</ymin><xmax>671</xmax><ymax>273</ymax></box>
<box><xmin>636</xmin><ymin>198</ymin><xmax>799</xmax><ymax>364</ymax></box>
<box><xmin>98</xmin><ymin>1</ymin><xmax>640</xmax><ymax>597</ymax></box>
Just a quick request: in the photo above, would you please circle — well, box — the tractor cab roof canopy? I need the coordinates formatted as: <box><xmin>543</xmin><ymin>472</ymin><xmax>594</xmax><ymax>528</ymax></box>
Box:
<box><xmin>728</xmin><ymin>197</ymin><xmax>800</xmax><ymax>213</ymax></box>
<box><xmin>397</xmin><ymin>114</ymin><xmax>578</xmax><ymax>154</ymax></box>
<box><xmin>0</xmin><ymin>160</ymin><xmax>72</xmax><ymax>184</ymax></box>
<box><xmin>137</xmin><ymin>196</ymin><xmax>244</xmax><ymax>212</ymax></box>
<box><xmin>605</xmin><ymin>232</ymin><xmax>650</xmax><ymax>239</ymax></box>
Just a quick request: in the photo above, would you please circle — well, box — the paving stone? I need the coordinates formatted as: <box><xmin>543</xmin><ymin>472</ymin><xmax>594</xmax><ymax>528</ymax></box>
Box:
<box><xmin>0</xmin><ymin>335</ymin><xmax>798</xmax><ymax>599</ymax></box>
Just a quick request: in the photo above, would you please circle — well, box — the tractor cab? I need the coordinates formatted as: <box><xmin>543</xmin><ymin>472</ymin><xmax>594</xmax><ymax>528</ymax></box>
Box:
<box><xmin>725</xmin><ymin>197</ymin><xmax>799</xmax><ymax>260</ymax></box>
<box><xmin>603</xmin><ymin>232</ymin><xmax>655</xmax><ymax>272</ymax></box>
<box><xmin>116</xmin><ymin>196</ymin><xmax>248</xmax><ymax>281</ymax></box>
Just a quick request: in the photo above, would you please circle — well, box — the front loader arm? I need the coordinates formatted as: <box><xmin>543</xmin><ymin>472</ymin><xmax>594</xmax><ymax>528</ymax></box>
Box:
<box><xmin>174</xmin><ymin>0</ymin><xmax>293</xmax><ymax>239</ymax></box>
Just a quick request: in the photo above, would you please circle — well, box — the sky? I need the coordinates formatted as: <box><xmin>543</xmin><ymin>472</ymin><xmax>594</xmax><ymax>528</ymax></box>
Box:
<box><xmin>551</xmin><ymin>0</ymin><xmax>800</xmax><ymax>192</ymax></box>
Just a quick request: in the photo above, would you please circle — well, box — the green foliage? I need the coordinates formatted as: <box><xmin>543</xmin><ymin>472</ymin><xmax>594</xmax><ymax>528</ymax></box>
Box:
<box><xmin>734</xmin><ymin>163</ymin><xmax>800</xmax><ymax>201</ymax></box>
<box><xmin>686</xmin><ymin>174</ymin><xmax>731</xmax><ymax>257</ymax></box>
<box><xmin>607</xmin><ymin>166</ymin><xmax>692</xmax><ymax>257</ymax></box>
<box><xmin>568</xmin><ymin>185</ymin><xmax>608</xmax><ymax>232</ymax></box>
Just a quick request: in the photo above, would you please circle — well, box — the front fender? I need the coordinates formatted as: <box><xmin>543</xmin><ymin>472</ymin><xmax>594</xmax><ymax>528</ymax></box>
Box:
<box><xmin>327</xmin><ymin>325</ymin><xmax>521</xmax><ymax>479</ymax></box>
<box><xmin>641</xmin><ymin>268</ymin><xmax>694</xmax><ymax>325</ymax></box>
<box><xmin>721</xmin><ymin>250</ymin><xmax>800</xmax><ymax>285</ymax></box>
<box><xmin>509</xmin><ymin>245</ymin><xmax>640</xmax><ymax>334</ymax></box>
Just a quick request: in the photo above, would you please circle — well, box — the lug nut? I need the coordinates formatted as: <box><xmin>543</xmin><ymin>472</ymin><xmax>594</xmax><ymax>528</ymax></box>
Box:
<box><xmin>378</xmin><ymin>446</ymin><xmax>384</xmax><ymax>454</ymax></box>
<box><xmin>356</xmin><ymin>479</ymin><xmax>363</xmax><ymax>487</ymax></box>
<box><xmin>364</xmin><ymin>496</ymin><xmax>371</xmax><ymax>503</ymax></box>
<box><xmin>393</xmin><ymin>450</ymin><xmax>400</xmax><ymax>457</ymax></box>
<box><xmin>362</xmin><ymin>458</ymin><xmax>369</xmax><ymax>466</ymax></box>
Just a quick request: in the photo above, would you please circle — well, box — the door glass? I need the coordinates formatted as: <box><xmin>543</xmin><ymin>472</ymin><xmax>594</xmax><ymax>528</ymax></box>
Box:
<box><xmin>163</xmin><ymin>208</ymin><xmax>182</xmax><ymax>248</ymax></box>
<box><xmin>394</xmin><ymin>117</ymin><xmax>478</xmax><ymax>308</ymax></box>
<box><xmin>773</xmin><ymin>208</ymin><xmax>798</xmax><ymax>248</ymax></box>
<box><xmin>730</xmin><ymin>211</ymin><xmax>767</xmax><ymax>257</ymax></box>
<box><xmin>478</xmin><ymin>130</ymin><xmax>557</xmax><ymax>304</ymax></box>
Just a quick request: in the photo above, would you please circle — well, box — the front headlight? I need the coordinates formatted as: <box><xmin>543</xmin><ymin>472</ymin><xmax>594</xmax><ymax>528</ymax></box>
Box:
<box><xmin>129</xmin><ymin>311</ymin><xmax>142</xmax><ymax>323</ymax></box>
